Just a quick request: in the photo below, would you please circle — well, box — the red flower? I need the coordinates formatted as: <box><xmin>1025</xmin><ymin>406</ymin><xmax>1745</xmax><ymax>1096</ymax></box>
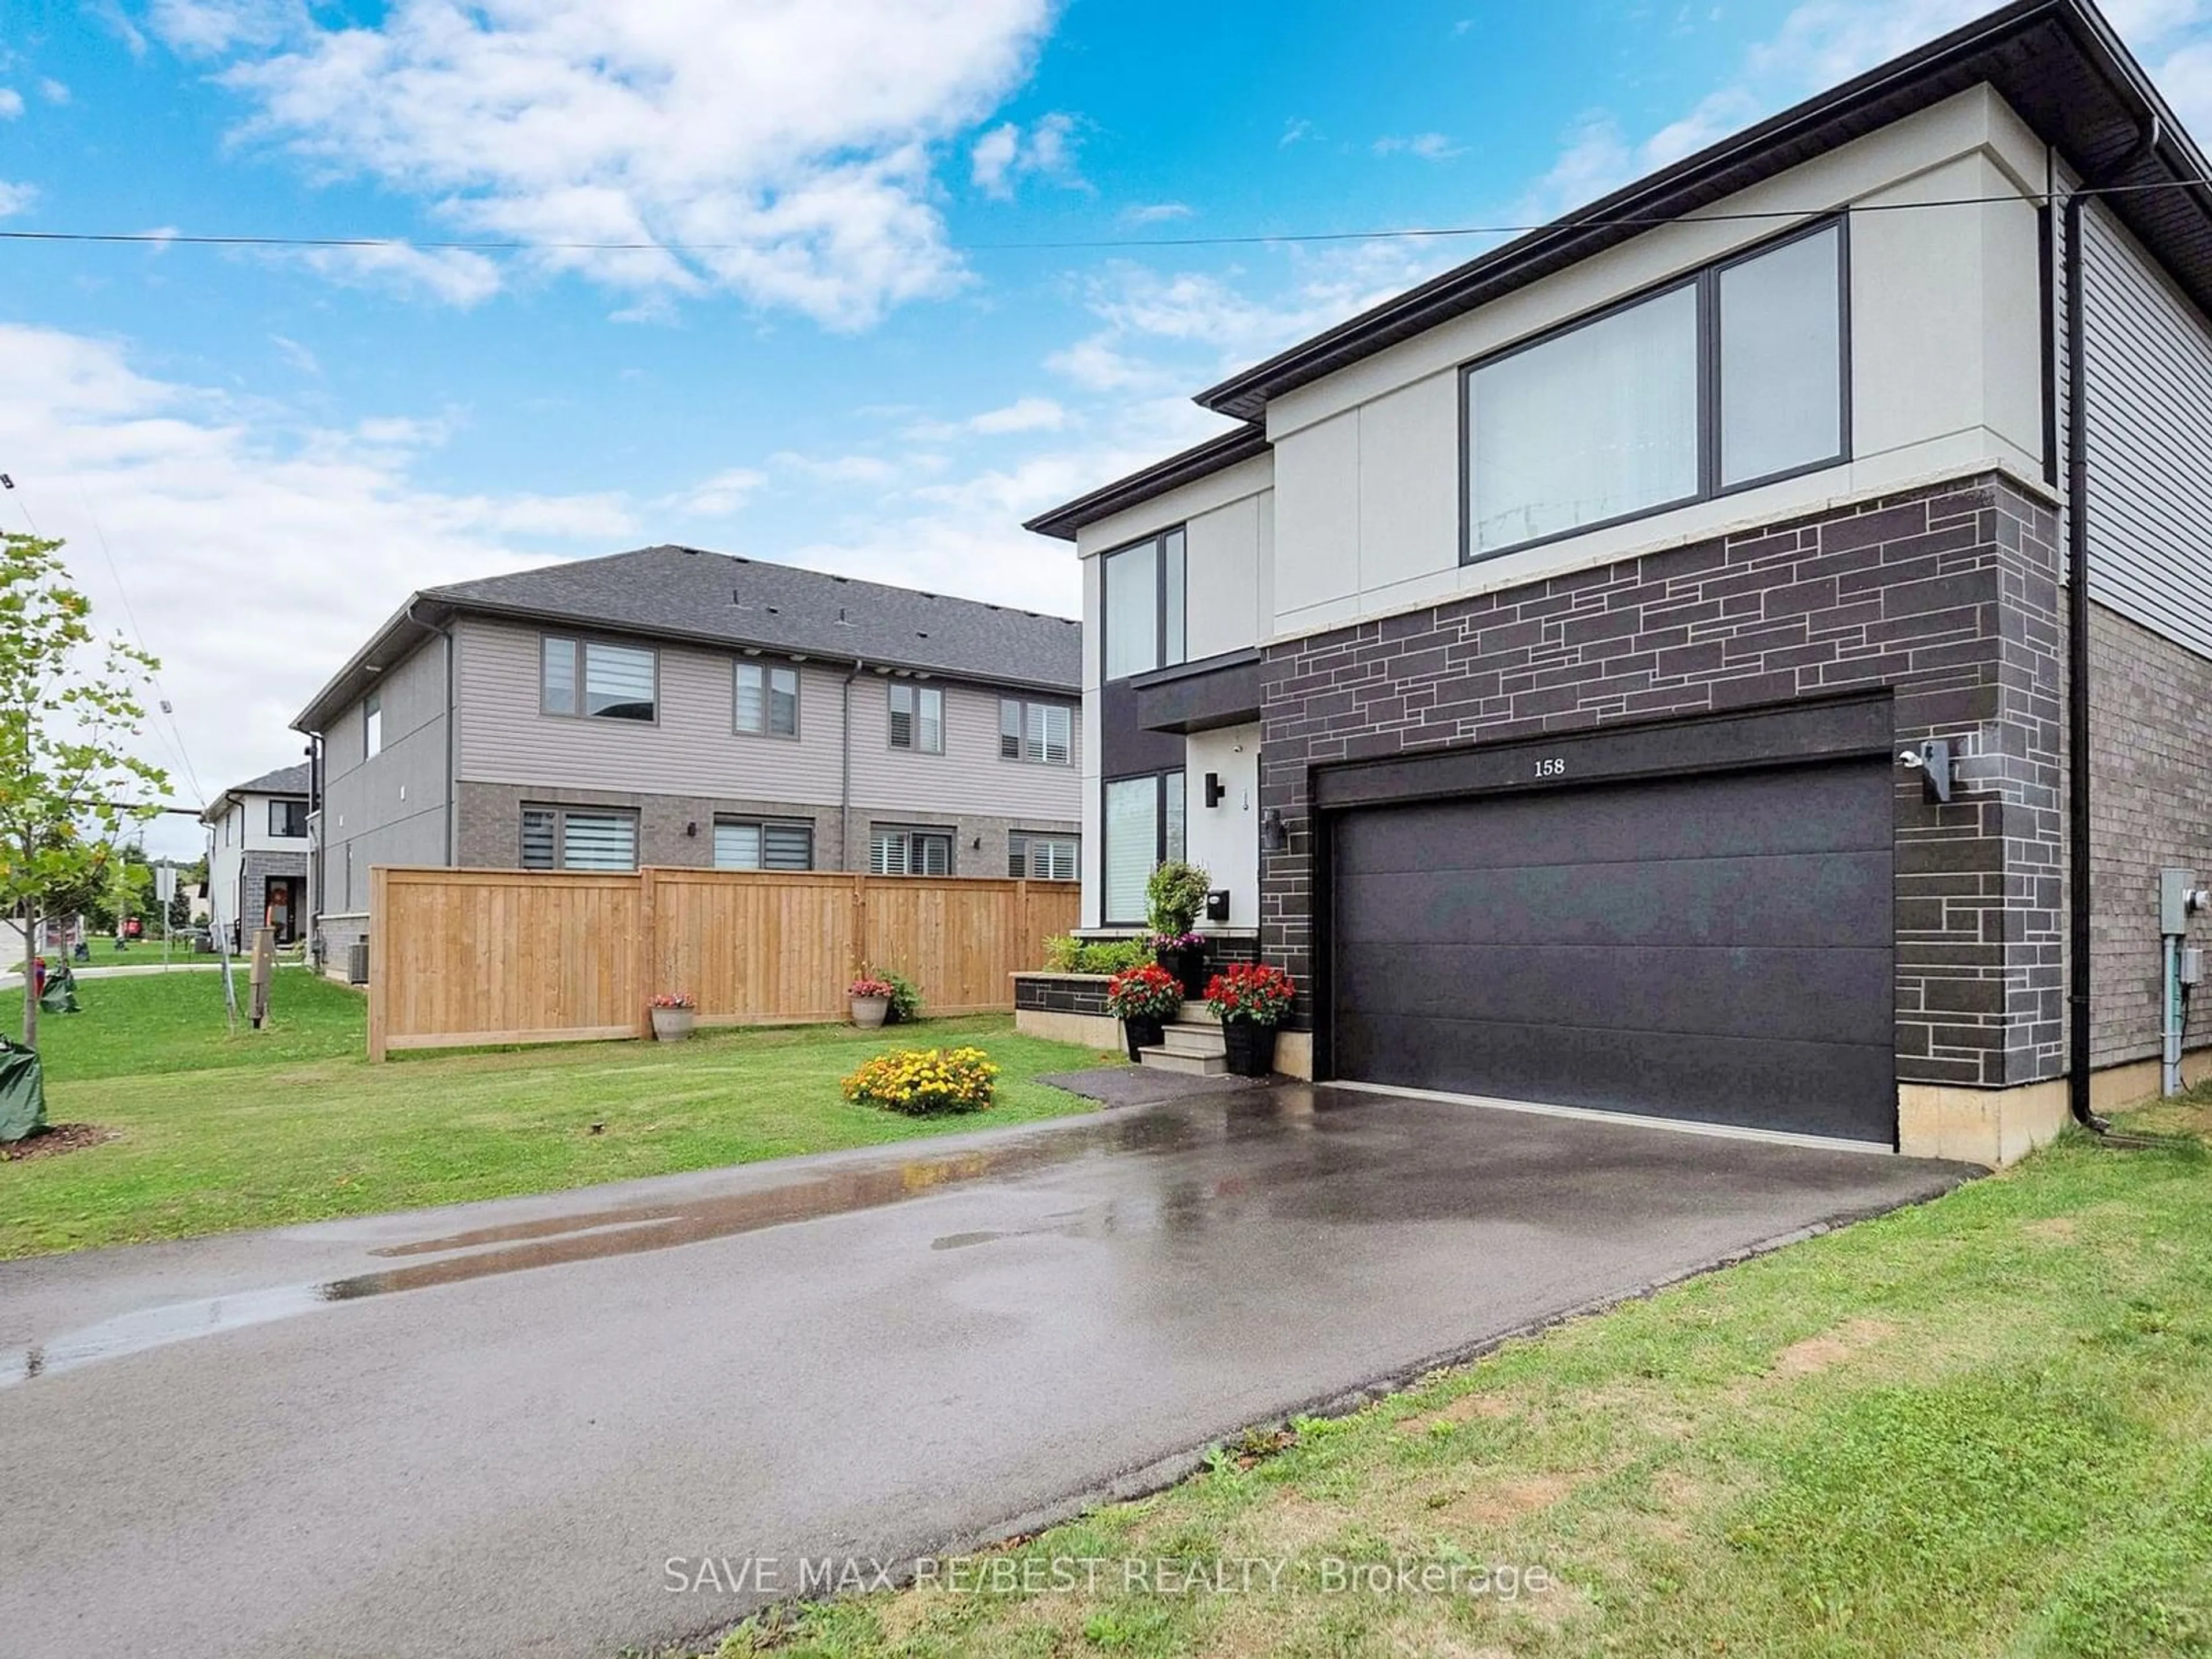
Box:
<box><xmin>1204</xmin><ymin>963</ymin><xmax>1295</xmax><ymax>1025</ymax></box>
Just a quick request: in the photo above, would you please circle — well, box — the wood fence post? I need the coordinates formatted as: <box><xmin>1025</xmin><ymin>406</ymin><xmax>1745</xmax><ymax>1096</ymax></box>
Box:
<box><xmin>366</xmin><ymin>866</ymin><xmax>388</xmax><ymax>1062</ymax></box>
<box><xmin>636</xmin><ymin>866</ymin><xmax>658</xmax><ymax>1039</ymax></box>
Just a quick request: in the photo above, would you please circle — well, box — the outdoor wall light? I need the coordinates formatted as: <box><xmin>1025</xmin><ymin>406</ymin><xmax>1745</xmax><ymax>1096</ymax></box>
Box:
<box><xmin>685</xmin><ymin>821</ymin><xmax>698</xmax><ymax>838</ymax></box>
<box><xmin>1262</xmin><ymin>807</ymin><xmax>1287</xmax><ymax>853</ymax></box>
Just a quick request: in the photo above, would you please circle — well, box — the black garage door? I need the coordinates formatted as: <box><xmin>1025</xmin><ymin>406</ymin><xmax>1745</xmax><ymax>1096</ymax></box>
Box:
<box><xmin>1330</xmin><ymin>759</ymin><xmax>1895</xmax><ymax>1143</ymax></box>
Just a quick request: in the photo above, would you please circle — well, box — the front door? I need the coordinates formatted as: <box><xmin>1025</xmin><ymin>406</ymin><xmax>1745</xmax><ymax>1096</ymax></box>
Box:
<box><xmin>264</xmin><ymin>878</ymin><xmax>300</xmax><ymax>944</ymax></box>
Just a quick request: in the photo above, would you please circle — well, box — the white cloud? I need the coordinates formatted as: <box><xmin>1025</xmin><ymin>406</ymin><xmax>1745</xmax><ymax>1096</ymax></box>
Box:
<box><xmin>0</xmin><ymin>322</ymin><xmax>637</xmax><ymax>850</ymax></box>
<box><xmin>160</xmin><ymin>0</ymin><xmax>1054</xmax><ymax>329</ymax></box>
<box><xmin>1279</xmin><ymin>118</ymin><xmax>1316</xmax><ymax>147</ymax></box>
<box><xmin>269</xmin><ymin>334</ymin><xmax>321</xmax><ymax>374</ymax></box>
<box><xmin>902</xmin><ymin>395</ymin><xmax>1066</xmax><ymax>441</ymax></box>
<box><xmin>37</xmin><ymin>78</ymin><xmax>69</xmax><ymax>104</ymax></box>
<box><xmin>296</xmin><ymin>241</ymin><xmax>503</xmax><ymax>306</ymax></box>
<box><xmin>661</xmin><ymin>466</ymin><xmax>767</xmax><ymax>518</ymax></box>
<box><xmin>969</xmin><ymin>111</ymin><xmax>1085</xmax><ymax>199</ymax></box>
<box><xmin>771</xmin><ymin>452</ymin><xmax>902</xmax><ymax>485</ymax></box>
<box><xmin>1373</xmin><ymin>132</ymin><xmax>1464</xmax><ymax>161</ymax></box>
<box><xmin>1122</xmin><ymin>202</ymin><xmax>1193</xmax><ymax>225</ymax></box>
<box><xmin>0</xmin><ymin>182</ymin><xmax>36</xmax><ymax>218</ymax></box>
<box><xmin>0</xmin><ymin>88</ymin><xmax>24</xmax><ymax>119</ymax></box>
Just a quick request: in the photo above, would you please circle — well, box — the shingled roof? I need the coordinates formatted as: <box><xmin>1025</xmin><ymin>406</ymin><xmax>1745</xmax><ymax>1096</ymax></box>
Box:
<box><xmin>203</xmin><ymin>761</ymin><xmax>311</xmax><ymax>823</ymax></box>
<box><xmin>294</xmin><ymin>544</ymin><xmax>1081</xmax><ymax>733</ymax></box>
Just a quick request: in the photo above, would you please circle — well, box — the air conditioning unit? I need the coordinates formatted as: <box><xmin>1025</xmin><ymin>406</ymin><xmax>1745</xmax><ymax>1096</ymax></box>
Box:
<box><xmin>346</xmin><ymin>941</ymin><xmax>369</xmax><ymax>986</ymax></box>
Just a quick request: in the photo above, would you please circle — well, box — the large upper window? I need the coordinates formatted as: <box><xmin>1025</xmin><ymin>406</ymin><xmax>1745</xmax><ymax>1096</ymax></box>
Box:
<box><xmin>542</xmin><ymin>637</ymin><xmax>657</xmax><ymax>722</ymax></box>
<box><xmin>269</xmin><ymin>800</ymin><xmax>308</xmax><ymax>839</ymax></box>
<box><xmin>735</xmin><ymin>662</ymin><xmax>800</xmax><ymax>737</ymax></box>
<box><xmin>1102</xmin><ymin>527</ymin><xmax>1185</xmax><ymax>681</ymax></box>
<box><xmin>1465</xmin><ymin>221</ymin><xmax>1846</xmax><ymax>559</ymax></box>
<box><xmin>888</xmin><ymin>683</ymin><xmax>942</xmax><ymax>753</ymax></box>
<box><xmin>1102</xmin><ymin>772</ymin><xmax>1185</xmax><ymax>926</ymax></box>
<box><xmin>521</xmin><ymin>806</ymin><xmax>638</xmax><ymax>870</ymax></box>
<box><xmin>1000</xmin><ymin>698</ymin><xmax>1073</xmax><ymax>765</ymax></box>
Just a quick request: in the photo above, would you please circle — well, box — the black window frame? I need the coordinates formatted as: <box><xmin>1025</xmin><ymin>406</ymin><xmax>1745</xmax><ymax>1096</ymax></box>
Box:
<box><xmin>868</xmin><ymin>824</ymin><xmax>955</xmax><ymax>877</ymax></box>
<box><xmin>1008</xmin><ymin>830</ymin><xmax>1079</xmax><ymax>882</ymax></box>
<box><xmin>998</xmin><ymin>696</ymin><xmax>1074</xmax><ymax>766</ymax></box>
<box><xmin>518</xmin><ymin>804</ymin><xmax>641</xmax><ymax>871</ymax></box>
<box><xmin>1099</xmin><ymin>525</ymin><xmax>1187</xmax><ymax>683</ymax></box>
<box><xmin>887</xmin><ymin>682</ymin><xmax>944</xmax><ymax>754</ymax></box>
<box><xmin>712</xmin><ymin>816</ymin><xmax>815</xmax><ymax>872</ymax></box>
<box><xmin>1459</xmin><ymin>215</ymin><xmax>1851</xmax><ymax>566</ymax></box>
<box><xmin>1100</xmin><ymin>770</ymin><xmax>1185</xmax><ymax>926</ymax></box>
<box><xmin>268</xmin><ymin>798</ymin><xmax>308</xmax><ymax>839</ymax></box>
<box><xmin>734</xmin><ymin>660</ymin><xmax>801</xmax><ymax>739</ymax></box>
<box><xmin>539</xmin><ymin>634</ymin><xmax>661</xmax><ymax>724</ymax></box>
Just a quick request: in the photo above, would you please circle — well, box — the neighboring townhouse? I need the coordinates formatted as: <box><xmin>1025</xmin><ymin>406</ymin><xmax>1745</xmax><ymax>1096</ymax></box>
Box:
<box><xmin>202</xmin><ymin>762</ymin><xmax>313</xmax><ymax>947</ymax></box>
<box><xmin>1028</xmin><ymin>0</ymin><xmax>2212</xmax><ymax>1163</ymax></box>
<box><xmin>291</xmin><ymin>546</ymin><xmax>1082</xmax><ymax>969</ymax></box>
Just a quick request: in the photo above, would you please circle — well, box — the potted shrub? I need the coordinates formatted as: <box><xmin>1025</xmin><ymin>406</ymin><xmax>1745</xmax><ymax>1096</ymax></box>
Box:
<box><xmin>1105</xmin><ymin>963</ymin><xmax>1183</xmax><ymax>1063</ymax></box>
<box><xmin>848</xmin><ymin>973</ymin><xmax>896</xmax><ymax>1029</ymax></box>
<box><xmin>1145</xmin><ymin>860</ymin><xmax>1213</xmax><ymax>996</ymax></box>
<box><xmin>649</xmin><ymin>991</ymin><xmax>696</xmax><ymax>1042</ymax></box>
<box><xmin>1205</xmin><ymin>963</ymin><xmax>1295</xmax><ymax>1077</ymax></box>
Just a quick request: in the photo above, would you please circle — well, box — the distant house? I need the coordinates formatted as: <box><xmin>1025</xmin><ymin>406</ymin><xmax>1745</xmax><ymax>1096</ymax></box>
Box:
<box><xmin>290</xmin><ymin>545</ymin><xmax>1083</xmax><ymax>966</ymax></box>
<box><xmin>202</xmin><ymin>762</ymin><xmax>312</xmax><ymax>948</ymax></box>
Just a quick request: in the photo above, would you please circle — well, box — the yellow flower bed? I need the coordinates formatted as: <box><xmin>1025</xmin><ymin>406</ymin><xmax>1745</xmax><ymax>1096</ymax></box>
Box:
<box><xmin>841</xmin><ymin>1046</ymin><xmax>999</xmax><ymax>1115</ymax></box>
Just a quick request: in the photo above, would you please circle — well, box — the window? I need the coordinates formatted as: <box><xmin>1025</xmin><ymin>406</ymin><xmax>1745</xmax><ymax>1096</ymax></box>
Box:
<box><xmin>714</xmin><ymin>819</ymin><xmax>813</xmax><ymax>871</ymax></box>
<box><xmin>999</xmin><ymin>698</ymin><xmax>1073</xmax><ymax>765</ymax></box>
<box><xmin>541</xmin><ymin>637</ymin><xmax>657</xmax><ymax>722</ymax></box>
<box><xmin>1464</xmin><ymin>219</ymin><xmax>1846</xmax><ymax>559</ymax></box>
<box><xmin>520</xmin><ymin>806</ymin><xmax>638</xmax><ymax>870</ymax></box>
<box><xmin>363</xmin><ymin>694</ymin><xmax>383</xmax><ymax>759</ymax></box>
<box><xmin>1101</xmin><ymin>772</ymin><xmax>1185</xmax><ymax>925</ymax></box>
<box><xmin>888</xmin><ymin>683</ymin><xmax>943</xmax><ymax>753</ymax></box>
<box><xmin>1009</xmin><ymin>832</ymin><xmax>1078</xmax><ymax>882</ymax></box>
<box><xmin>1102</xmin><ymin>527</ymin><xmax>1185</xmax><ymax>680</ymax></box>
<box><xmin>870</xmin><ymin>827</ymin><xmax>953</xmax><ymax>876</ymax></box>
<box><xmin>269</xmin><ymin>799</ymin><xmax>308</xmax><ymax>839</ymax></box>
<box><xmin>736</xmin><ymin>662</ymin><xmax>800</xmax><ymax>737</ymax></box>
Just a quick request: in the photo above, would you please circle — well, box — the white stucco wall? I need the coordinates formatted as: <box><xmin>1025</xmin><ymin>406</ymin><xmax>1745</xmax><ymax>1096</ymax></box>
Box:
<box><xmin>1182</xmin><ymin>723</ymin><xmax>1261</xmax><ymax>930</ymax></box>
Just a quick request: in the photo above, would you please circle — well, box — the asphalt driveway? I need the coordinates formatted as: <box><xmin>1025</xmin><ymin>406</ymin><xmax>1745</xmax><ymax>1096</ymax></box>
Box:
<box><xmin>0</xmin><ymin>1084</ymin><xmax>1968</xmax><ymax>1658</ymax></box>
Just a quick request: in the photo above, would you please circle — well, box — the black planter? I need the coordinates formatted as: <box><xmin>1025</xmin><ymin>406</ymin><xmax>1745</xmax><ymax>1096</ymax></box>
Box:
<box><xmin>1123</xmin><ymin>1014</ymin><xmax>1165</xmax><ymax>1062</ymax></box>
<box><xmin>1156</xmin><ymin>944</ymin><xmax>1211</xmax><ymax>1000</ymax></box>
<box><xmin>1221</xmin><ymin>1020</ymin><xmax>1279</xmax><ymax>1078</ymax></box>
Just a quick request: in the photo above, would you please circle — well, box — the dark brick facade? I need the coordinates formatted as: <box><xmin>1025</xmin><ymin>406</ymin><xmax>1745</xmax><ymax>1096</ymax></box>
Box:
<box><xmin>238</xmin><ymin>848</ymin><xmax>309</xmax><ymax>944</ymax></box>
<box><xmin>1013</xmin><ymin>973</ymin><xmax>1113</xmax><ymax>1018</ymax></box>
<box><xmin>2085</xmin><ymin>603</ymin><xmax>2212</xmax><ymax>1067</ymax></box>
<box><xmin>1258</xmin><ymin>472</ymin><xmax>2067</xmax><ymax>1090</ymax></box>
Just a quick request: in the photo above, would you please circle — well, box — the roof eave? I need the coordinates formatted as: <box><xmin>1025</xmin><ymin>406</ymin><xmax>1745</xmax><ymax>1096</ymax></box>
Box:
<box><xmin>1023</xmin><ymin>423</ymin><xmax>1271</xmax><ymax>541</ymax></box>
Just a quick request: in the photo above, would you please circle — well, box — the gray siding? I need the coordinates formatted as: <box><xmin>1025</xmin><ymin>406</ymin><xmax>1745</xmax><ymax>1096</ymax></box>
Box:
<box><xmin>319</xmin><ymin>636</ymin><xmax>452</xmax><ymax>914</ymax></box>
<box><xmin>846</xmin><ymin>676</ymin><xmax>1081</xmax><ymax>824</ymax></box>
<box><xmin>2081</xmin><ymin>203</ymin><xmax>2212</xmax><ymax>659</ymax></box>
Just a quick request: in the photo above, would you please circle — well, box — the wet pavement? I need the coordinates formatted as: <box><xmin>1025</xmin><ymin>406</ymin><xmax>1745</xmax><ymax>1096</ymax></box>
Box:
<box><xmin>0</xmin><ymin>1084</ymin><xmax>1969</xmax><ymax>1658</ymax></box>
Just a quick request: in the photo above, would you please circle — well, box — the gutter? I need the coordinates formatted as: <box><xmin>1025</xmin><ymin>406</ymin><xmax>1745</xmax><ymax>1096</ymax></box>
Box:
<box><xmin>2063</xmin><ymin>111</ymin><xmax>2162</xmax><ymax>1135</ymax></box>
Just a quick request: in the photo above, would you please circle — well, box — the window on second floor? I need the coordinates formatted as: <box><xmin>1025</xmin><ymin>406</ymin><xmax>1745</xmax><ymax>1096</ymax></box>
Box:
<box><xmin>541</xmin><ymin>637</ymin><xmax>658</xmax><ymax>722</ymax></box>
<box><xmin>269</xmin><ymin>799</ymin><xmax>308</xmax><ymax>839</ymax></box>
<box><xmin>888</xmin><ymin>683</ymin><xmax>943</xmax><ymax>752</ymax></box>
<box><xmin>999</xmin><ymin>698</ymin><xmax>1072</xmax><ymax>766</ymax></box>
<box><xmin>1102</xmin><ymin>526</ymin><xmax>1185</xmax><ymax>680</ymax></box>
<box><xmin>1465</xmin><ymin>218</ymin><xmax>1846</xmax><ymax>559</ymax></box>
<box><xmin>735</xmin><ymin>662</ymin><xmax>800</xmax><ymax>737</ymax></box>
<box><xmin>363</xmin><ymin>693</ymin><xmax>383</xmax><ymax>759</ymax></box>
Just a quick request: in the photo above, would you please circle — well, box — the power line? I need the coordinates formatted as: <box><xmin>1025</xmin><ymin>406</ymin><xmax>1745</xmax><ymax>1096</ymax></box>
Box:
<box><xmin>75</xmin><ymin>491</ymin><xmax>209</xmax><ymax>806</ymax></box>
<box><xmin>4</xmin><ymin>176</ymin><xmax>2211</xmax><ymax>258</ymax></box>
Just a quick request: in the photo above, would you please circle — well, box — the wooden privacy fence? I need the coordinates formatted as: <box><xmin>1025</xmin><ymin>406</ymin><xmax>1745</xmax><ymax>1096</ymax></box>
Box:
<box><xmin>366</xmin><ymin>866</ymin><xmax>1080</xmax><ymax>1059</ymax></box>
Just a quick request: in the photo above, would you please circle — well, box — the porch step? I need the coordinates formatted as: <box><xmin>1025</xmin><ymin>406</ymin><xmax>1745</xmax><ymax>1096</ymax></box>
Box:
<box><xmin>1158</xmin><ymin>1022</ymin><xmax>1227</xmax><ymax>1058</ymax></box>
<box><xmin>1137</xmin><ymin>1045</ymin><xmax>1228</xmax><ymax>1075</ymax></box>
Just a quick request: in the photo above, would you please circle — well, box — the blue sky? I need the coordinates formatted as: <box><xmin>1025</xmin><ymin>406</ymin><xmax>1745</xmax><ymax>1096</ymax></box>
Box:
<box><xmin>3</xmin><ymin>0</ymin><xmax>2210</xmax><ymax>854</ymax></box>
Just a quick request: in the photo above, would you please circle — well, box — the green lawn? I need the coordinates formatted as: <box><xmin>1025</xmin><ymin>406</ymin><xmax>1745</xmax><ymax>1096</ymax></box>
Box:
<box><xmin>11</xmin><ymin>935</ymin><xmax>207</xmax><ymax>974</ymax></box>
<box><xmin>2</xmin><ymin>970</ymin><xmax>1113</xmax><ymax>1258</ymax></box>
<box><xmin>662</xmin><ymin>1099</ymin><xmax>2212</xmax><ymax>1659</ymax></box>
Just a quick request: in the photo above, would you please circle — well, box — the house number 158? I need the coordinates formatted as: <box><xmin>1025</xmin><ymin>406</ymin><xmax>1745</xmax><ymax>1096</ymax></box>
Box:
<box><xmin>1533</xmin><ymin>756</ymin><xmax>1566</xmax><ymax>779</ymax></box>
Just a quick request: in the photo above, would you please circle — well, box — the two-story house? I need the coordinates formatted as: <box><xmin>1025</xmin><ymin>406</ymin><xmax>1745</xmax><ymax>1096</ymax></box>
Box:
<box><xmin>1030</xmin><ymin>0</ymin><xmax>2212</xmax><ymax>1164</ymax></box>
<box><xmin>202</xmin><ymin>762</ymin><xmax>313</xmax><ymax>948</ymax></box>
<box><xmin>291</xmin><ymin>545</ymin><xmax>1082</xmax><ymax>970</ymax></box>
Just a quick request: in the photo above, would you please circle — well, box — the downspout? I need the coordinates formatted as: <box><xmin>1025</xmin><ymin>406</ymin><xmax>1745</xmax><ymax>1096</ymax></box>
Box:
<box><xmin>841</xmin><ymin>659</ymin><xmax>862</xmax><ymax>872</ymax></box>
<box><xmin>2063</xmin><ymin>115</ymin><xmax>2161</xmax><ymax>1135</ymax></box>
<box><xmin>401</xmin><ymin>601</ymin><xmax>458</xmax><ymax>866</ymax></box>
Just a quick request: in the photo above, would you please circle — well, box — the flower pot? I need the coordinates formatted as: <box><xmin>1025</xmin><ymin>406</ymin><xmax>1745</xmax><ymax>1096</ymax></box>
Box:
<box><xmin>650</xmin><ymin>1006</ymin><xmax>695</xmax><ymax>1042</ymax></box>
<box><xmin>1221</xmin><ymin>1020</ymin><xmax>1278</xmax><ymax>1077</ymax></box>
<box><xmin>850</xmin><ymin>994</ymin><xmax>890</xmax><ymax>1029</ymax></box>
<box><xmin>1123</xmin><ymin>1013</ymin><xmax>1165</xmax><ymax>1062</ymax></box>
<box><xmin>1156</xmin><ymin>944</ymin><xmax>1210</xmax><ymax>1000</ymax></box>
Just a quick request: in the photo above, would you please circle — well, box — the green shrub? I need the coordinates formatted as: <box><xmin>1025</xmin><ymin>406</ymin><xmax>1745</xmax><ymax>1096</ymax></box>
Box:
<box><xmin>880</xmin><ymin>969</ymin><xmax>923</xmax><ymax>1024</ymax></box>
<box><xmin>1043</xmin><ymin>933</ymin><xmax>1084</xmax><ymax>972</ymax></box>
<box><xmin>1145</xmin><ymin>860</ymin><xmax>1213</xmax><ymax>936</ymax></box>
<box><xmin>1078</xmin><ymin>938</ymin><xmax>1153</xmax><ymax>974</ymax></box>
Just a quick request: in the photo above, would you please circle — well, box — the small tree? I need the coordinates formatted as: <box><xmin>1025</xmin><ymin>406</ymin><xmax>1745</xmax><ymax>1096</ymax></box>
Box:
<box><xmin>0</xmin><ymin>533</ymin><xmax>169</xmax><ymax>1046</ymax></box>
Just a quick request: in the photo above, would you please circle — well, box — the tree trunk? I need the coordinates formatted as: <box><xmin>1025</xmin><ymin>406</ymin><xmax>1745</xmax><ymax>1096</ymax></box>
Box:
<box><xmin>21</xmin><ymin>896</ymin><xmax>37</xmax><ymax>1050</ymax></box>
